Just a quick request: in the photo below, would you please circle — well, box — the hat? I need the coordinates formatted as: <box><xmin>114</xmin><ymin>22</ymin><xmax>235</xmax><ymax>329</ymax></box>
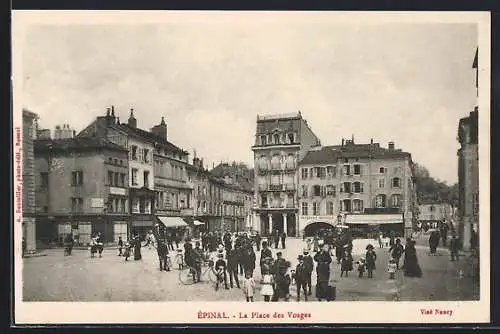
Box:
<box><xmin>217</xmin><ymin>251</ymin><xmax>224</xmax><ymax>258</ymax></box>
<box><xmin>297</xmin><ymin>255</ymin><xmax>304</xmax><ymax>261</ymax></box>
<box><xmin>303</xmin><ymin>248</ymin><xmax>309</xmax><ymax>254</ymax></box>
<box><xmin>366</xmin><ymin>244</ymin><xmax>374</xmax><ymax>250</ymax></box>
<box><xmin>277</xmin><ymin>252</ymin><xmax>282</xmax><ymax>256</ymax></box>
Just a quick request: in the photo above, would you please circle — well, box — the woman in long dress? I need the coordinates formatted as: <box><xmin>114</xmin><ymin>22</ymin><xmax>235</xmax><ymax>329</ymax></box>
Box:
<box><xmin>133</xmin><ymin>235</ymin><xmax>142</xmax><ymax>261</ymax></box>
<box><xmin>402</xmin><ymin>240</ymin><xmax>422</xmax><ymax>277</ymax></box>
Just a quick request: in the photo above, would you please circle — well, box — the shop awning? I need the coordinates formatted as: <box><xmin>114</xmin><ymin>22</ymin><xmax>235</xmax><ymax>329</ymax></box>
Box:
<box><xmin>157</xmin><ymin>216</ymin><xmax>188</xmax><ymax>228</ymax></box>
<box><xmin>345</xmin><ymin>214</ymin><xmax>403</xmax><ymax>225</ymax></box>
<box><xmin>132</xmin><ymin>221</ymin><xmax>154</xmax><ymax>227</ymax></box>
<box><xmin>193</xmin><ymin>220</ymin><xmax>205</xmax><ymax>226</ymax></box>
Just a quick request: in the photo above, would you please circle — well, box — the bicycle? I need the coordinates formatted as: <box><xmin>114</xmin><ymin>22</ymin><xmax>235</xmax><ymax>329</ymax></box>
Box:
<box><xmin>179</xmin><ymin>259</ymin><xmax>217</xmax><ymax>285</ymax></box>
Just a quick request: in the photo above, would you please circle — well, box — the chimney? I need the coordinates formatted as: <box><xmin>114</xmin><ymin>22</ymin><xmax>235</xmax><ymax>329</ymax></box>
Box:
<box><xmin>128</xmin><ymin>108</ymin><xmax>137</xmax><ymax>128</ymax></box>
<box><xmin>151</xmin><ymin>116</ymin><xmax>168</xmax><ymax>139</ymax></box>
<box><xmin>342</xmin><ymin>138</ymin><xmax>345</xmax><ymax>146</ymax></box>
<box><xmin>370</xmin><ymin>138</ymin><xmax>373</xmax><ymax>145</ymax></box>
<box><xmin>388</xmin><ymin>141</ymin><xmax>395</xmax><ymax>150</ymax></box>
<box><xmin>111</xmin><ymin>105</ymin><xmax>116</xmax><ymax>123</ymax></box>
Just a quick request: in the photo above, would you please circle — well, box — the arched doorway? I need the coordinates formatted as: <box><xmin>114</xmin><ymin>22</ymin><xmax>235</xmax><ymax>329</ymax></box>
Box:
<box><xmin>304</xmin><ymin>222</ymin><xmax>335</xmax><ymax>237</ymax></box>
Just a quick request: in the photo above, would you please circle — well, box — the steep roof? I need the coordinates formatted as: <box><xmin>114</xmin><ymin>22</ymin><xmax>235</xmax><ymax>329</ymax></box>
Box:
<box><xmin>118</xmin><ymin>123</ymin><xmax>187</xmax><ymax>154</ymax></box>
<box><xmin>34</xmin><ymin>137</ymin><xmax>128</xmax><ymax>153</ymax></box>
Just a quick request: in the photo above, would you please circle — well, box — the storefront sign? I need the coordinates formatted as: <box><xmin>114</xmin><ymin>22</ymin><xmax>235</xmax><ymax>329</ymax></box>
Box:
<box><xmin>301</xmin><ymin>215</ymin><xmax>337</xmax><ymax>221</ymax></box>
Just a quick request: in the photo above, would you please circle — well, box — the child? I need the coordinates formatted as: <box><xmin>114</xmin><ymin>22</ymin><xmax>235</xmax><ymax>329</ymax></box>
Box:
<box><xmin>175</xmin><ymin>248</ymin><xmax>185</xmax><ymax>270</ymax></box>
<box><xmin>365</xmin><ymin>244</ymin><xmax>377</xmax><ymax>279</ymax></box>
<box><xmin>260</xmin><ymin>268</ymin><xmax>274</xmax><ymax>302</ymax></box>
<box><xmin>123</xmin><ymin>241</ymin><xmax>131</xmax><ymax>261</ymax></box>
<box><xmin>242</xmin><ymin>271</ymin><xmax>256</xmax><ymax>302</ymax></box>
<box><xmin>340</xmin><ymin>251</ymin><xmax>353</xmax><ymax>277</ymax></box>
<box><xmin>214</xmin><ymin>251</ymin><xmax>229</xmax><ymax>290</ymax></box>
<box><xmin>388</xmin><ymin>258</ymin><xmax>397</xmax><ymax>280</ymax></box>
<box><xmin>356</xmin><ymin>258</ymin><xmax>366</xmax><ymax>278</ymax></box>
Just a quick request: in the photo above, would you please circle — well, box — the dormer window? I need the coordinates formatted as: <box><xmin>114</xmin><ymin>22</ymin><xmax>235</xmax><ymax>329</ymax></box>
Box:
<box><xmin>131</xmin><ymin>146</ymin><xmax>138</xmax><ymax>160</ymax></box>
<box><xmin>260</xmin><ymin>135</ymin><xmax>267</xmax><ymax>145</ymax></box>
<box><xmin>274</xmin><ymin>134</ymin><xmax>280</xmax><ymax>145</ymax></box>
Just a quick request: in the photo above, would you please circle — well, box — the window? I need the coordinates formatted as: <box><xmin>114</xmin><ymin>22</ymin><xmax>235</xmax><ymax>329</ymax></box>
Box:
<box><xmin>319</xmin><ymin>167</ymin><xmax>326</xmax><ymax>179</ymax></box>
<box><xmin>274</xmin><ymin>134</ymin><xmax>280</xmax><ymax>144</ymax></box>
<box><xmin>120</xmin><ymin>160</ymin><xmax>123</xmax><ymax>166</ymax></box>
<box><xmin>108</xmin><ymin>171</ymin><xmax>114</xmax><ymax>186</ymax></box>
<box><xmin>71</xmin><ymin>171</ymin><xmax>83</xmax><ymax>186</ymax></box>
<box><xmin>326</xmin><ymin>185</ymin><xmax>336</xmax><ymax>196</ymax></box>
<box><xmin>379</xmin><ymin>179</ymin><xmax>385</xmax><ymax>188</ymax></box>
<box><xmin>353</xmin><ymin>199</ymin><xmax>364</xmax><ymax>212</ymax></box>
<box><xmin>326</xmin><ymin>166</ymin><xmax>336</xmax><ymax>178</ymax></box>
<box><xmin>353</xmin><ymin>182</ymin><xmax>364</xmax><ymax>193</ymax></box>
<box><xmin>131</xmin><ymin>168</ymin><xmax>138</xmax><ymax>186</ymax></box>
<box><xmin>392</xmin><ymin>177</ymin><xmax>401</xmax><ymax>188</ymax></box>
<box><xmin>143</xmin><ymin>149</ymin><xmax>150</xmax><ymax>163</ymax></box>
<box><xmin>301</xmin><ymin>202</ymin><xmax>308</xmax><ymax>215</ymax></box>
<box><xmin>375</xmin><ymin>194</ymin><xmax>387</xmax><ymax>208</ymax></box>
<box><xmin>313</xmin><ymin>185</ymin><xmax>321</xmax><ymax>197</ymax></box>
<box><xmin>343</xmin><ymin>182</ymin><xmax>351</xmax><ymax>193</ymax></box>
<box><xmin>379</xmin><ymin>167</ymin><xmax>386</xmax><ymax>174</ymax></box>
<box><xmin>120</xmin><ymin>173</ymin><xmax>126</xmax><ymax>187</ymax></box>
<box><xmin>429</xmin><ymin>205</ymin><xmax>435</xmax><ymax>212</ymax></box>
<box><xmin>131</xmin><ymin>146</ymin><xmax>138</xmax><ymax>160</ymax></box>
<box><xmin>114</xmin><ymin>158</ymin><xmax>118</xmax><ymax>165</ymax></box>
<box><xmin>260</xmin><ymin>136</ymin><xmax>267</xmax><ymax>145</ymax></box>
<box><xmin>353</xmin><ymin>164</ymin><xmax>361</xmax><ymax>175</ymax></box>
<box><xmin>343</xmin><ymin>165</ymin><xmax>351</xmax><ymax>176</ymax></box>
<box><xmin>40</xmin><ymin>172</ymin><xmax>49</xmax><ymax>188</ymax></box>
<box><xmin>301</xmin><ymin>185</ymin><xmax>308</xmax><ymax>197</ymax></box>
<box><xmin>139</xmin><ymin>198</ymin><xmax>146</xmax><ymax>213</ymax></box>
<box><xmin>144</xmin><ymin>171</ymin><xmax>150</xmax><ymax>188</ymax></box>
<box><xmin>288</xmin><ymin>133</ymin><xmax>294</xmax><ymax>144</ymax></box>
<box><xmin>114</xmin><ymin>173</ymin><xmax>119</xmax><ymax>187</ymax></box>
<box><xmin>71</xmin><ymin>197</ymin><xmax>83</xmax><ymax>212</ymax></box>
<box><xmin>121</xmin><ymin>199</ymin><xmax>127</xmax><ymax>213</ymax></box>
<box><xmin>108</xmin><ymin>157</ymin><xmax>113</xmax><ymax>164</ymax></box>
<box><xmin>327</xmin><ymin>201</ymin><xmax>334</xmax><ymax>215</ymax></box>
<box><xmin>261</xmin><ymin>194</ymin><xmax>268</xmax><ymax>207</ymax></box>
<box><xmin>340</xmin><ymin>199</ymin><xmax>351</xmax><ymax>212</ymax></box>
<box><xmin>391</xmin><ymin>194</ymin><xmax>402</xmax><ymax>208</ymax></box>
<box><xmin>312</xmin><ymin>202</ymin><xmax>319</xmax><ymax>215</ymax></box>
<box><xmin>301</xmin><ymin>168</ymin><xmax>309</xmax><ymax>180</ymax></box>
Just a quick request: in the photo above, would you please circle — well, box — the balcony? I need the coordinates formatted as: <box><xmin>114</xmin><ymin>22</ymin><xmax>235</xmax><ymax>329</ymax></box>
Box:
<box><xmin>270</xmin><ymin>165</ymin><xmax>282</xmax><ymax>171</ymax></box>
<box><xmin>180</xmin><ymin>207</ymin><xmax>194</xmax><ymax>217</ymax></box>
<box><xmin>269</xmin><ymin>184</ymin><xmax>283</xmax><ymax>191</ymax></box>
<box><xmin>286</xmin><ymin>202</ymin><xmax>295</xmax><ymax>208</ymax></box>
<box><xmin>285</xmin><ymin>183</ymin><xmax>296</xmax><ymax>191</ymax></box>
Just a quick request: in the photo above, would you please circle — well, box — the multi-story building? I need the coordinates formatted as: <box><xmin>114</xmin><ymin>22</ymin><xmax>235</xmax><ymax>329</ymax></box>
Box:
<box><xmin>22</xmin><ymin>109</ymin><xmax>38</xmax><ymax>253</ymax></box>
<box><xmin>418</xmin><ymin>200</ymin><xmax>453</xmax><ymax>229</ymax></box>
<box><xmin>456</xmin><ymin>48</ymin><xmax>479</xmax><ymax>251</ymax></box>
<box><xmin>34</xmin><ymin>134</ymin><xmax>130</xmax><ymax>246</ymax></box>
<box><xmin>252</xmin><ymin>112</ymin><xmax>321</xmax><ymax>237</ymax></box>
<box><xmin>298</xmin><ymin>138</ymin><xmax>417</xmax><ymax>238</ymax></box>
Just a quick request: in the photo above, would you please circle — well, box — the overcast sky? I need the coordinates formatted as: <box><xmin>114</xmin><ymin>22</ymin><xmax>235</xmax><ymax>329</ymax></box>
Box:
<box><xmin>21</xmin><ymin>13</ymin><xmax>478</xmax><ymax>184</ymax></box>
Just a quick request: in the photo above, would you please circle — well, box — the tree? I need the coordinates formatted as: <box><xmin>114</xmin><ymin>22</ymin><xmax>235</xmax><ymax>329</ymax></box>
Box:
<box><xmin>413</xmin><ymin>162</ymin><xmax>457</xmax><ymax>206</ymax></box>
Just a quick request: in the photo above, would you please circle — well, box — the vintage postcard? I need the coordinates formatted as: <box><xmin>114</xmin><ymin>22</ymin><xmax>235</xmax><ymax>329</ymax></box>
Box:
<box><xmin>12</xmin><ymin>11</ymin><xmax>490</xmax><ymax>324</ymax></box>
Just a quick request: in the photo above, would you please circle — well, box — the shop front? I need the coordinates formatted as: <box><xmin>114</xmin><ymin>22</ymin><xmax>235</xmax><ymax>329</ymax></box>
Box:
<box><xmin>299</xmin><ymin>215</ymin><xmax>340</xmax><ymax>238</ymax></box>
<box><xmin>345</xmin><ymin>213</ymin><xmax>404</xmax><ymax>238</ymax></box>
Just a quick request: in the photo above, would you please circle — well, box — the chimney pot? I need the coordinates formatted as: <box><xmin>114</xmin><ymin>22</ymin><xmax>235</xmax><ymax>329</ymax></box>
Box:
<box><xmin>106</xmin><ymin>108</ymin><xmax>111</xmax><ymax>116</ymax></box>
<box><xmin>388</xmin><ymin>141</ymin><xmax>395</xmax><ymax>150</ymax></box>
<box><xmin>370</xmin><ymin>138</ymin><xmax>373</xmax><ymax>144</ymax></box>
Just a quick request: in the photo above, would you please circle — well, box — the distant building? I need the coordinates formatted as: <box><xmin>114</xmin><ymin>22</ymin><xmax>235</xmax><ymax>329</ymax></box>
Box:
<box><xmin>53</xmin><ymin>124</ymin><xmax>75</xmax><ymax>140</ymax></box>
<box><xmin>22</xmin><ymin>109</ymin><xmax>38</xmax><ymax>253</ymax></box>
<box><xmin>456</xmin><ymin>48</ymin><xmax>479</xmax><ymax>250</ymax></box>
<box><xmin>252</xmin><ymin>112</ymin><xmax>321</xmax><ymax>237</ymax></box>
<box><xmin>298</xmin><ymin>138</ymin><xmax>417</xmax><ymax>238</ymax></box>
<box><xmin>418</xmin><ymin>200</ymin><xmax>453</xmax><ymax>229</ymax></box>
<box><xmin>34</xmin><ymin>136</ymin><xmax>129</xmax><ymax>246</ymax></box>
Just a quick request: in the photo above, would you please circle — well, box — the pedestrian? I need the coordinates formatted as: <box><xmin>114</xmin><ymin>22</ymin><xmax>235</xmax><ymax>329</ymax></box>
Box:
<box><xmin>184</xmin><ymin>238</ymin><xmax>193</xmax><ymax>268</ymax></box>
<box><xmin>313</xmin><ymin>236</ymin><xmax>320</xmax><ymax>253</ymax></box>
<box><xmin>254</xmin><ymin>232</ymin><xmax>261</xmax><ymax>251</ymax></box>
<box><xmin>260</xmin><ymin>268</ymin><xmax>275</xmax><ymax>302</ymax></box>
<box><xmin>157</xmin><ymin>240</ymin><xmax>171</xmax><ymax>272</ymax></box>
<box><xmin>123</xmin><ymin>240</ymin><xmax>131</xmax><ymax>261</ymax></box>
<box><xmin>273</xmin><ymin>230</ymin><xmax>280</xmax><ymax>249</ymax></box>
<box><xmin>450</xmin><ymin>234</ymin><xmax>460</xmax><ymax>262</ymax></box>
<box><xmin>133</xmin><ymin>234</ymin><xmax>142</xmax><ymax>260</ymax></box>
<box><xmin>166</xmin><ymin>231</ymin><xmax>174</xmax><ymax>251</ymax></box>
<box><xmin>237</xmin><ymin>246</ymin><xmax>246</xmax><ymax>276</ymax></box>
<box><xmin>378</xmin><ymin>231</ymin><xmax>384</xmax><ymax>248</ymax></box>
<box><xmin>389</xmin><ymin>238</ymin><xmax>404</xmax><ymax>269</ymax></box>
<box><xmin>259</xmin><ymin>241</ymin><xmax>273</xmax><ymax>276</ymax></box>
<box><xmin>429</xmin><ymin>231</ymin><xmax>438</xmax><ymax>255</ymax></box>
<box><xmin>402</xmin><ymin>240</ymin><xmax>422</xmax><ymax>278</ymax></box>
<box><xmin>64</xmin><ymin>233</ymin><xmax>74</xmax><ymax>256</ymax></box>
<box><xmin>303</xmin><ymin>249</ymin><xmax>314</xmax><ymax>296</ymax></box>
<box><xmin>242</xmin><ymin>245</ymin><xmax>256</xmax><ymax>277</ymax></box>
<box><xmin>175</xmin><ymin>248</ymin><xmax>184</xmax><ymax>269</ymax></box>
<box><xmin>365</xmin><ymin>244</ymin><xmax>377</xmax><ymax>279</ymax></box>
<box><xmin>214</xmin><ymin>251</ymin><xmax>229</xmax><ymax>290</ymax></box>
<box><xmin>294</xmin><ymin>255</ymin><xmax>309</xmax><ymax>301</ymax></box>
<box><xmin>388</xmin><ymin>258</ymin><xmax>397</xmax><ymax>280</ymax></box>
<box><xmin>227</xmin><ymin>248</ymin><xmax>240</xmax><ymax>289</ymax></box>
<box><xmin>272</xmin><ymin>252</ymin><xmax>291</xmax><ymax>301</ymax></box>
<box><xmin>340</xmin><ymin>249</ymin><xmax>353</xmax><ymax>277</ymax></box>
<box><xmin>281</xmin><ymin>231</ymin><xmax>287</xmax><ymax>249</ymax></box>
<box><xmin>314</xmin><ymin>244</ymin><xmax>332</xmax><ymax>301</ymax></box>
<box><xmin>96</xmin><ymin>232</ymin><xmax>104</xmax><ymax>258</ymax></box>
<box><xmin>242</xmin><ymin>271</ymin><xmax>256</xmax><ymax>302</ymax></box>
<box><xmin>356</xmin><ymin>258</ymin><xmax>366</xmax><ymax>278</ymax></box>
<box><xmin>117</xmin><ymin>236</ymin><xmax>123</xmax><ymax>256</ymax></box>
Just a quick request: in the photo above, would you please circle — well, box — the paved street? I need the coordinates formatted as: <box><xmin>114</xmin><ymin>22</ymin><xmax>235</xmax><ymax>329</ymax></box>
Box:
<box><xmin>22</xmin><ymin>238</ymin><xmax>479</xmax><ymax>302</ymax></box>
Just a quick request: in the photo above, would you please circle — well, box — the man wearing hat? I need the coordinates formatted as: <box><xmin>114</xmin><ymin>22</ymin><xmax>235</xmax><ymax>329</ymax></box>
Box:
<box><xmin>259</xmin><ymin>241</ymin><xmax>273</xmax><ymax>276</ymax></box>
<box><xmin>303</xmin><ymin>249</ymin><xmax>314</xmax><ymax>296</ymax></box>
<box><xmin>295</xmin><ymin>255</ymin><xmax>309</xmax><ymax>301</ymax></box>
